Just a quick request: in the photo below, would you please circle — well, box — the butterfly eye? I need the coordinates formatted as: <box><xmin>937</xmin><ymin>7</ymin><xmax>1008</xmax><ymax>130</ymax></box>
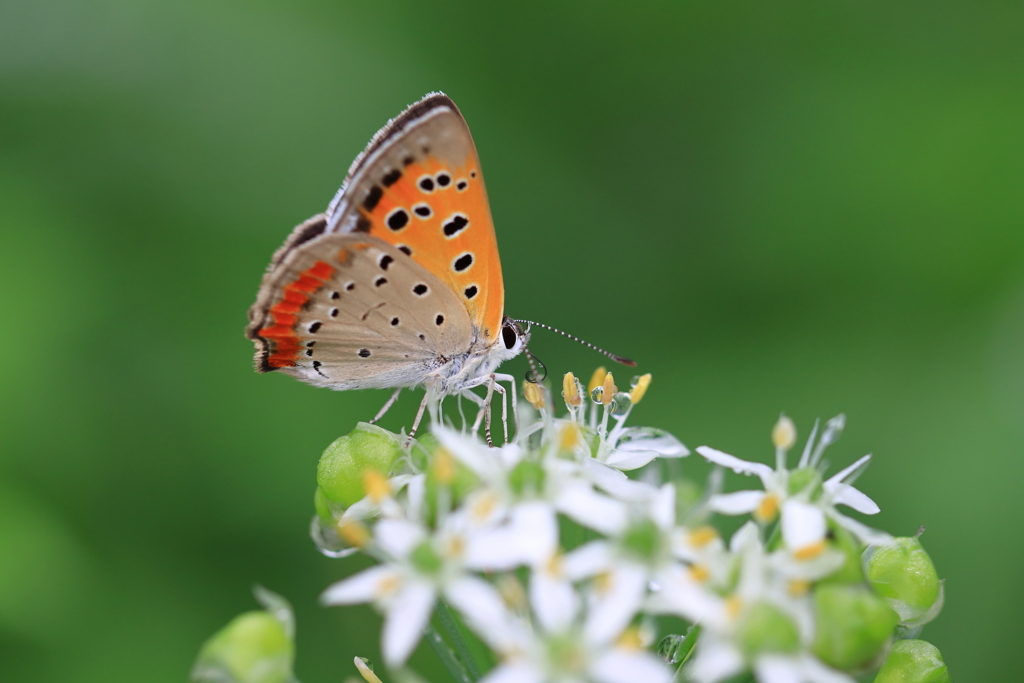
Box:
<box><xmin>502</xmin><ymin>322</ymin><xmax>518</xmax><ymax>350</ymax></box>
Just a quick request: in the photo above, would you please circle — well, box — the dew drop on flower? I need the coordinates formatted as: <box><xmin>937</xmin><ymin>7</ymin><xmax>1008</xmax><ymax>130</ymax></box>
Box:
<box><xmin>590</xmin><ymin>386</ymin><xmax>604</xmax><ymax>404</ymax></box>
<box><xmin>610</xmin><ymin>392</ymin><xmax>632</xmax><ymax>416</ymax></box>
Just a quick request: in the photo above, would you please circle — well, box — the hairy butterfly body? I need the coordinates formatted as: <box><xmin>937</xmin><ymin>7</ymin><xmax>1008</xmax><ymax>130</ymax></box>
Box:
<box><xmin>247</xmin><ymin>93</ymin><xmax>526</xmax><ymax>406</ymax></box>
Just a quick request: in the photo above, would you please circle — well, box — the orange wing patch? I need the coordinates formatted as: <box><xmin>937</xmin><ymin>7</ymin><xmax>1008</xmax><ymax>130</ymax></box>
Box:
<box><xmin>356</xmin><ymin>155</ymin><xmax>504</xmax><ymax>345</ymax></box>
<box><xmin>257</xmin><ymin>260</ymin><xmax>336</xmax><ymax>368</ymax></box>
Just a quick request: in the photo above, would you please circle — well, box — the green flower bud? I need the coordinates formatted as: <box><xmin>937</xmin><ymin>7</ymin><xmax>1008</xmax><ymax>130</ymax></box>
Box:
<box><xmin>867</xmin><ymin>537</ymin><xmax>942</xmax><ymax>625</ymax></box>
<box><xmin>316</xmin><ymin>423</ymin><xmax>402</xmax><ymax>506</ymax></box>
<box><xmin>313</xmin><ymin>487</ymin><xmax>334</xmax><ymax>524</ymax></box>
<box><xmin>874</xmin><ymin>640</ymin><xmax>950</xmax><ymax>683</ymax></box>
<box><xmin>812</xmin><ymin>584</ymin><xmax>899</xmax><ymax>670</ymax></box>
<box><xmin>820</xmin><ymin>520</ymin><xmax>863</xmax><ymax>585</ymax></box>
<box><xmin>737</xmin><ymin>602</ymin><xmax>801</xmax><ymax>656</ymax></box>
<box><xmin>192</xmin><ymin>588</ymin><xmax>295</xmax><ymax>683</ymax></box>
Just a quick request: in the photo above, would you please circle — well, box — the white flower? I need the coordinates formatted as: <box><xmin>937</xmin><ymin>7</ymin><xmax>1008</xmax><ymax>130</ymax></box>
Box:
<box><xmin>650</xmin><ymin>523</ymin><xmax>851</xmax><ymax>683</ymax></box>
<box><xmin>320</xmin><ymin>513</ymin><xmax>518</xmax><ymax>666</ymax></box>
<box><xmin>696</xmin><ymin>415</ymin><xmax>891</xmax><ymax>554</ymax></box>
<box><xmin>473</xmin><ymin>587</ymin><xmax>671</xmax><ymax>683</ymax></box>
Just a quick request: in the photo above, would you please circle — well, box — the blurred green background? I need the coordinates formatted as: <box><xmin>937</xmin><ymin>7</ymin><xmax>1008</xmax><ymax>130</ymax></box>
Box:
<box><xmin>2</xmin><ymin>1</ymin><xmax>1022</xmax><ymax>680</ymax></box>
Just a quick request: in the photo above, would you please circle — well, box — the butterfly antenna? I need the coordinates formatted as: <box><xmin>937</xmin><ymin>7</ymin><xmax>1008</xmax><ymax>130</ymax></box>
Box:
<box><xmin>514</xmin><ymin>319</ymin><xmax>637</xmax><ymax>367</ymax></box>
<box><xmin>523</xmin><ymin>348</ymin><xmax>548</xmax><ymax>384</ymax></box>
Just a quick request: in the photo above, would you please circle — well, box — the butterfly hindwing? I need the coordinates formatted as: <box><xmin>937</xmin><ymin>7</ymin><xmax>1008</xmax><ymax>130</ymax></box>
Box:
<box><xmin>324</xmin><ymin>93</ymin><xmax>505</xmax><ymax>345</ymax></box>
<box><xmin>247</xmin><ymin>234</ymin><xmax>473</xmax><ymax>390</ymax></box>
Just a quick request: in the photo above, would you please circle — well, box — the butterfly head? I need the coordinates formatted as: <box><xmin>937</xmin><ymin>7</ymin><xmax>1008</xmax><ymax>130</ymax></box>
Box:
<box><xmin>497</xmin><ymin>316</ymin><xmax>530</xmax><ymax>362</ymax></box>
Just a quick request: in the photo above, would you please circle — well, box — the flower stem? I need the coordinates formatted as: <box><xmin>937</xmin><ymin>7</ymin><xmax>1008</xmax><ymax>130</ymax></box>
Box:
<box><xmin>434</xmin><ymin>600</ymin><xmax>481</xmax><ymax>681</ymax></box>
<box><xmin>670</xmin><ymin>624</ymin><xmax>701</xmax><ymax>682</ymax></box>
<box><xmin>425</xmin><ymin>625</ymin><xmax>473</xmax><ymax>683</ymax></box>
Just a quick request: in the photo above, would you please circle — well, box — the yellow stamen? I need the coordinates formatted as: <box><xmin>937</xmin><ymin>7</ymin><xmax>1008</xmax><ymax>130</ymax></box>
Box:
<box><xmin>595</xmin><ymin>571</ymin><xmax>614</xmax><ymax>595</ymax></box>
<box><xmin>559</xmin><ymin>422</ymin><xmax>580</xmax><ymax>451</ymax></box>
<box><xmin>794</xmin><ymin>540</ymin><xmax>826</xmax><ymax>561</ymax></box>
<box><xmin>725</xmin><ymin>595</ymin><xmax>743</xmax><ymax>620</ymax></box>
<box><xmin>772</xmin><ymin>414</ymin><xmax>797</xmax><ymax>450</ymax></box>
<box><xmin>362</xmin><ymin>469</ymin><xmax>390</xmax><ymax>503</ymax></box>
<box><xmin>630</xmin><ymin>373</ymin><xmax>652</xmax><ymax>405</ymax></box>
<box><xmin>754</xmin><ymin>492</ymin><xmax>780</xmax><ymax>524</ymax></box>
<box><xmin>688</xmin><ymin>525</ymin><xmax>720</xmax><ymax>548</ymax></box>
<box><xmin>545</xmin><ymin>552</ymin><xmax>564</xmax><ymax>578</ymax></box>
<box><xmin>688</xmin><ymin>563</ymin><xmax>711</xmax><ymax>583</ymax></box>
<box><xmin>337</xmin><ymin>519</ymin><xmax>370</xmax><ymax>548</ymax></box>
<box><xmin>354</xmin><ymin>656</ymin><xmax>384</xmax><ymax>683</ymax></box>
<box><xmin>588</xmin><ymin>367</ymin><xmax>607</xmax><ymax>394</ymax></box>
<box><xmin>523</xmin><ymin>381</ymin><xmax>545</xmax><ymax>409</ymax></box>
<box><xmin>602</xmin><ymin>372</ymin><xmax>617</xmax><ymax>406</ymax></box>
<box><xmin>431</xmin><ymin>447</ymin><xmax>456</xmax><ymax>485</ymax></box>
<box><xmin>445</xmin><ymin>534</ymin><xmax>466</xmax><ymax>560</ymax></box>
<box><xmin>562</xmin><ymin>372</ymin><xmax>581</xmax><ymax>408</ymax></box>
<box><xmin>375</xmin><ymin>574</ymin><xmax>402</xmax><ymax>598</ymax></box>
<box><xmin>470</xmin><ymin>490</ymin><xmax>498</xmax><ymax>522</ymax></box>
<box><xmin>616</xmin><ymin>625</ymin><xmax>644</xmax><ymax>651</ymax></box>
<box><xmin>496</xmin><ymin>574</ymin><xmax>527</xmax><ymax>610</ymax></box>
<box><xmin>788</xmin><ymin>579</ymin><xmax>811</xmax><ymax>597</ymax></box>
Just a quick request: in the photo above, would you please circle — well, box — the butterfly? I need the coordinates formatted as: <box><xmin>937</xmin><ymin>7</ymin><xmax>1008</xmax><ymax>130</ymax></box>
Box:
<box><xmin>246</xmin><ymin>93</ymin><xmax>529</xmax><ymax>438</ymax></box>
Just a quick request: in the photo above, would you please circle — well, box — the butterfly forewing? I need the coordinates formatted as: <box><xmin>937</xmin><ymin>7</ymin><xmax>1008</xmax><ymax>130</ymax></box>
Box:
<box><xmin>248</xmin><ymin>234</ymin><xmax>473</xmax><ymax>390</ymax></box>
<box><xmin>324</xmin><ymin>94</ymin><xmax>505</xmax><ymax>345</ymax></box>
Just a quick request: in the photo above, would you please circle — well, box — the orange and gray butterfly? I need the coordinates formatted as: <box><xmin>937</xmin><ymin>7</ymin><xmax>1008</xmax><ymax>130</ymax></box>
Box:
<box><xmin>246</xmin><ymin>92</ymin><xmax>525</xmax><ymax>392</ymax></box>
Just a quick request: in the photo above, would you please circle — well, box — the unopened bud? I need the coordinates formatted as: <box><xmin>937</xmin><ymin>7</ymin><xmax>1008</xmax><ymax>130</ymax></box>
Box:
<box><xmin>317</xmin><ymin>424</ymin><xmax>402</xmax><ymax>507</ymax></box>
<box><xmin>867</xmin><ymin>537</ymin><xmax>942</xmax><ymax>624</ymax></box>
<box><xmin>874</xmin><ymin>639</ymin><xmax>950</xmax><ymax>683</ymax></box>
<box><xmin>772</xmin><ymin>414</ymin><xmax>797</xmax><ymax>450</ymax></box>
<box><xmin>192</xmin><ymin>588</ymin><xmax>295</xmax><ymax>683</ymax></box>
<box><xmin>737</xmin><ymin>602</ymin><xmax>800</xmax><ymax>656</ymax></box>
<box><xmin>562</xmin><ymin>372</ymin><xmax>582</xmax><ymax>408</ymax></box>
<box><xmin>630</xmin><ymin>373</ymin><xmax>652</xmax><ymax>404</ymax></box>
<box><xmin>523</xmin><ymin>381</ymin><xmax>545</xmax><ymax>409</ymax></box>
<box><xmin>811</xmin><ymin>584</ymin><xmax>898</xmax><ymax>670</ymax></box>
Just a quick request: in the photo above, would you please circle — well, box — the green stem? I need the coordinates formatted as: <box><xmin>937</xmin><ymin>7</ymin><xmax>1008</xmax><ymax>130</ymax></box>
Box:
<box><xmin>435</xmin><ymin>601</ymin><xmax>481</xmax><ymax>681</ymax></box>
<box><xmin>425</xmin><ymin>626</ymin><xmax>472</xmax><ymax>683</ymax></box>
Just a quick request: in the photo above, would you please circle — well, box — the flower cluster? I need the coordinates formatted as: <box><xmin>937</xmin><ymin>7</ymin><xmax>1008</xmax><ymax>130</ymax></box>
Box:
<box><xmin>194</xmin><ymin>369</ymin><xmax>950</xmax><ymax>683</ymax></box>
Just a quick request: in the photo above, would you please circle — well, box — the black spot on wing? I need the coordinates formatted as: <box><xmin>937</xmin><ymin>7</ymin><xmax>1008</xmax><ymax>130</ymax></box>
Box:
<box><xmin>453</xmin><ymin>253</ymin><xmax>473</xmax><ymax>272</ymax></box>
<box><xmin>382</xmin><ymin>169</ymin><xmax>402</xmax><ymax>187</ymax></box>
<box><xmin>443</xmin><ymin>214</ymin><xmax>469</xmax><ymax>237</ymax></box>
<box><xmin>363</xmin><ymin>185</ymin><xmax>383</xmax><ymax>211</ymax></box>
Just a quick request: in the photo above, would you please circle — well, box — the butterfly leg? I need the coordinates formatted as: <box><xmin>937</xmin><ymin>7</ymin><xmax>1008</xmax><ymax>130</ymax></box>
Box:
<box><xmin>491</xmin><ymin>373</ymin><xmax>518</xmax><ymax>440</ymax></box>
<box><xmin>482</xmin><ymin>378</ymin><xmax>497</xmax><ymax>447</ymax></box>
<box><xmin>408</xmin><ymin>391</ymin><xmax>430</xmax><ymax>440</ymax></box>
<box><xmin>369</xmin><ymin>387</ymin><xmax>402</xmax><ymax>425</ymax></box>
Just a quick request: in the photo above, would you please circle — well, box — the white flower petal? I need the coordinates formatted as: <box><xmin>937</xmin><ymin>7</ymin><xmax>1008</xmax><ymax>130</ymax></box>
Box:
<box><xmin>709</xmin><ymin>490</ymin><xmax>765</xmax><ymax>515</ymax></box>
<box><xmin>823</xmin><ymin>454</ymin><xmax>871</xmax><ymax>488</ymax></box>
<box><xmin>647</xmin><ymin>566</ymin><xmax>728</xmax><ymax>628</ymax></box>
<box><xmin>480</xmin><ymin>663</ymin><xmax>543</xmax><ymax>683</ymax></box>
<box><xmin>445</xmin><ymin>576</ymin><xmax>517</xmax><ymax>651</ymax></box>
<box><xmin>433</xmin><ymin>426</ymin><xmax>501</xmax><ymax>481</ymax></box>
<box><xmin>584</xmin><ymin>563</ymin><xmax>647</xmax><ymax>646</ymax></box>
<box><xmin>781</xmin><ymin>500</ymin><xmax>826</xmax><ymax>552</ymax></box>
<box><xmin>581</xmin><ymin>459</ymin><xmax>658</xmax><ymax>502</ymax></box>
<box><xmin>754</xmin><ymin>655</ymin><xmax>802</xmax><ymax>683</ymax></box>
<box><xmin>696</xmin><ymin>446</ymin><xmax>774</xmax><ymax>486</ymax></box>
<box><xmin>375</xmin><ymin>519</ymin><xmax>426</xmax><ymax>559</ymax></box>
<box><xmin>562</xmin><ymin>541</ymin><xmax>613</xmax><ymax>580</ymax></box>
<box><xmin>405</xmin><ymin>473</ymin><xmax>427</xmax><ymax>523</ymax></box>
<box><xmin>729</xmin><ymin>521</ymin><xmax>762</xmax><ymax>553</ymax></box>
<box><xmin>592</xmin><ymin>650</ymin><xmax>671</xmax><ymax>683</ymax></box>
<box><xmin>530</xmin><ymin>567</ymin><xmax>578</xmax><ymax>632</ymax></box>
<box><xmin>556</xmin><ymin>483</ymin><xmax>628</xmax><ymax>535</ymax></box>
<box><xmin>613</xmin><ymin>427</ymin><xmax>690</xmax><ymax>458</ymax></box>
<box><xmin>605</xmin><ymin>448</ymin><xmax>661</xmax><ymax>470</ymax></box>
<box><xmin>466</xmin><ymin>503</ymin><xmax>557</xmax><ymax>571</ymax></box>
<box><xmin>382</xmin><ymin>580</ymin><xmax>435</xmax><ymax>666</ymax></box>
<box><xmin>321</xmin><ymin>565</ymin><xmax>399</xmax><ymax>605</ymax></box>
<box><xmin>829</xmin><ymin>484</ymin><xmax>880</xmax><ymax>515</ymax></box>
<box><xmin>827</xmin><ymin>510</ymin><xmax>893</xmax><ymax>547</ymax></box>
<box><xmin>651</xmin><ymin>483</ymin><xmax>676</xmax><ymax>530</ymax></box>
<box><xmin>687</xmin><ymin>640</ymin><xmax>745</xmax><ymax>683</ymax></box>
